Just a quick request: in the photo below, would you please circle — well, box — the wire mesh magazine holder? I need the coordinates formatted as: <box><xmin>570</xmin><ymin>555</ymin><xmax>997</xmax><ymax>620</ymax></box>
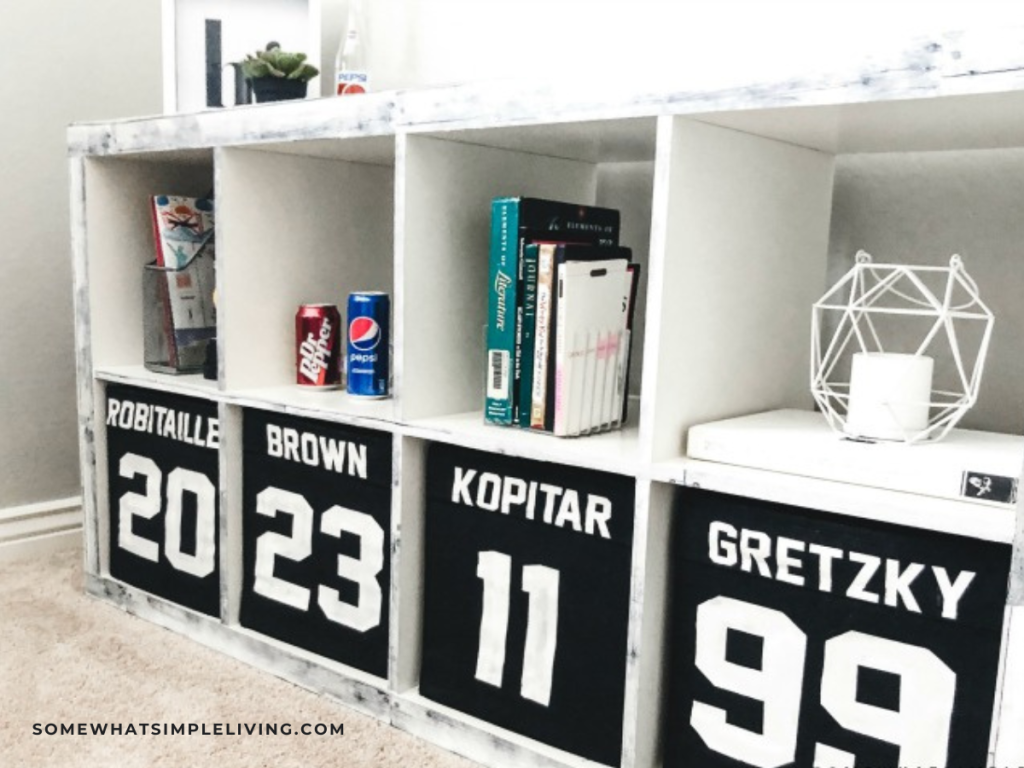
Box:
<box><xmin>143</xmin><ymin>231</ymin><xmax>216</xmax><ymax>374</ymax></box>
<box><xmin>811</xmin><ymin>251</ymin><xmax>994</xmax><ymax>444</ymax></box>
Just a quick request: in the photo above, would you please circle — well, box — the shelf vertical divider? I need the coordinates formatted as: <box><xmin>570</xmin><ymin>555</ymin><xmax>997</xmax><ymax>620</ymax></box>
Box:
<box><xmin>620</xmin><ymin>478</ymin><xmax>673</xmax><ymax>768</ymax></box>
<box><xmin>92</xmin><ymin>382</ymin><xmax>112</xmax><ymax>576</ymax></box>
<box><xmin>71</xmin><ymin>154</ymin><xmax>100</xmax><ymax>576</ymax></box>
<box><xmin>393</xmin><ymin>133</ymin><xmax>408</xmax><ymax>423</ymax></box>
<box><xmin>213</xmin><ymin>147</ymin><xmax>229</xmax><ymax>390</ymax></box>
<box><xmin>390</xmin><ymin>131</ymin><xmax>419</xmax><ymax>694</ymax></box>
<box><xmin>389</xmin><ymin>435</ymin><xmax>426</xmax><ymax>695</ymax></box>
<box><xmin>993</xmin><ymin>603</ymin><xmax>1024</xmax><ymax>763</ymax></box>
<box><xmin>993</xmin><ymin>453</ymin><xmax>1024</xmax><ymax>762</ymax></box>
<box><xmin>636</xmin><ymin>116</ymin><xmax>675</xmax><ymax>466</ymax></box>
<box><xmin>218</xmin><ymin>402</ymin><xmax>243</xmax><ymax>625</ymax></box>
<box><xmin>1008</xmin><ymin>456</ymin><xmax>1024</xmax><ymax>606</ymax></box>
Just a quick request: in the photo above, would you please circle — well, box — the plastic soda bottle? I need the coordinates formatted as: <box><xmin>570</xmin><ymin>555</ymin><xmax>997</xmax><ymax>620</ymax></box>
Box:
<box><xmin>335</xmin><ymin>0</ymin><xmax>368</xmax><ymax>95</ymax></box>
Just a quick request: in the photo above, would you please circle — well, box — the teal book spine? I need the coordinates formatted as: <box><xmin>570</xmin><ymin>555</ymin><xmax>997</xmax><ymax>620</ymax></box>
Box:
<box><xmin>485</xmin><ymin>197</ymin><xmax>519</xmax><ymax>424</ymax></box>
<box><xmin>517</xmin><ymin>244</ymin><xmax>539</xmax><ymax>427</ymax></box>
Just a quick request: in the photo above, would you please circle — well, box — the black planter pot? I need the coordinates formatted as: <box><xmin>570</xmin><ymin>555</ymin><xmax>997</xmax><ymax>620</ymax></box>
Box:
<box><xmin>250</xmin><ymin>78</ymin><xmax>308</xmax><ymax>103</ymax></box>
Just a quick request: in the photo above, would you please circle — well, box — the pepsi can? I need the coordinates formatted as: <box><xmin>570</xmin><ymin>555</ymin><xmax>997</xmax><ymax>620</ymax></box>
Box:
<box><xmin>347</xmin><ymin>291</ymin><xmax>390</xmax><ymax>398</ymax></box>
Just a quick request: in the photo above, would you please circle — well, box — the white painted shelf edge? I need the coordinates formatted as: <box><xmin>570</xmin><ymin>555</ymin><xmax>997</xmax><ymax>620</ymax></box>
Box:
<box><xmin>96</xmin><ymin>365</ymin><xmax>219</xmax><ymax>399</ymax></box>
<box><xmin>67</xmin><ymin>27</ymin><xmax>1024</xmax><ymax>158</ymax></box>
<box><xmin>392</xmin><ymin>690</ymin><xmax>607</xmax><ymax>768</ymax></box>
<box><xmin>402</xmin><ymin>409</ymin><xmax>644</xmax><ymax>477</ymax></box>
<box><xmin>224</xmin><ymin>386</ymin><xmax>400</xmax><ymax>432</ymax></box>
<box><xmin>683</xmin><ymin>408</ymin><xmax>1022</xmax><ymax>542</ymax></box>
<box><xmin>654</xmin><ymin>456</ymin><xmax>1018</xmax><ymax>544</ymax></box>
<box><xmin>93</xmin><ymin>368</ymin><xmax>1019</xmax><ymax>540</ymax></box>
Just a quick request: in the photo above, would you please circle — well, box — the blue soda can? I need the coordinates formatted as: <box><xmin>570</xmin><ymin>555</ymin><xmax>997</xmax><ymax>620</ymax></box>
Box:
<box><xmin>346</xmin><ymin>291</ymin><xmax>390</xmax><ymax>398</ymax></box>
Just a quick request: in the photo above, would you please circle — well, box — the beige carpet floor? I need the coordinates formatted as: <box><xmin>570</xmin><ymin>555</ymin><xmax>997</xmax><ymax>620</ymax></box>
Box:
<box><xmin>0</xmin><ymin>548</ymin><xmax>478</xmax><ymax>768</ymax></box>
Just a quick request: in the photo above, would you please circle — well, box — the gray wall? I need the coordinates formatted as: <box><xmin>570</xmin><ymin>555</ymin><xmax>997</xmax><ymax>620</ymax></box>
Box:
<box><xmin>0</xmin><ymin>1</ymin><xmax>162</xmax><ymax>508</ymax></box>
<box><xmin>829</xmin><ymin>150</ymin><xmax>1024</xmax><ymax>435</ymax></box>
<box><xmin>4</xmin><ymin>4</ymin><xmax>1023</xmax><ymax>510</ymax></box>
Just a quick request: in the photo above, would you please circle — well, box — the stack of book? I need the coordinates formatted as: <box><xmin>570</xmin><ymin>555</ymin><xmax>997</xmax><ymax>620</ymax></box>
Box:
<box><xmin>485</xmin><ymin>197</ymin><xmax>640</xmax><ymax>437</ymax></box>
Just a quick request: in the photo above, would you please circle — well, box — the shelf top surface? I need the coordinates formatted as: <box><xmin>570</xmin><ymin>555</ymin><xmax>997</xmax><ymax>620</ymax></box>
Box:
<box><xmin>228</xmin><ymin>385</ymin><xmax>399</xmax><ymax>431</ymax></box>
<box><xmin>68</xmin><ymin>27</ymin><xmax>1024</xmax><ymax>159</ymax></box>
<box><xmin>95</xmin><ymin>365</ymin><xmax>221</xmax><ymax>399</ymax></box>
<box><xmin>92</xmin><ymin>369</ymin><xmax>1021</xmax><ymax>539</ymax></box>
<box><xmin>405</xmin><ymin>410</ymin><xmax>644</xmax><ymax>477</ymax></box>
<box><xmin>92</xmin><ymin>369</ymin><xmax>641</xmax><ymax>473</ymax></box>
<box><xmin>683</xmin><ymin>408</ymin><xmax>1023</xmax><ymax>540</ymax></box>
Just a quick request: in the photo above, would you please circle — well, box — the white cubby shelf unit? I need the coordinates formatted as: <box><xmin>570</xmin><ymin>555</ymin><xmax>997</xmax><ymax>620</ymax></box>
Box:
<box><xmin>71</xmin><ymin>29</ymin><xmax>1024</xmax><ymax>768</ymax></box>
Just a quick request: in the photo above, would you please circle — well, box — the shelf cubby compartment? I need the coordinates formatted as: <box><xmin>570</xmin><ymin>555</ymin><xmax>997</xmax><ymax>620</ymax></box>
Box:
<box><xmin>217</xmin><ymin>137</ymin><xmax>396</xmax><ymax>424</ymax></box>
<box><xmin>392</xmin><ymin>435</ymin><xmax>646</xmax><ymax>768</ymax></box>
<box><xmin>214</xmin><ymin>402</ymin><xmax>394</xmax><ymax>711</ymax></box>
<box><xmin>398</xmin><ymin>118</ymin><xmax>658</xmax><ymax>465</ymax></box>
<box><xmin>91</xmin><ymin>375</ymin><xmax>223</xmax><ymax>616</ymax></box>
<box><xmin>655</xmin><ymin>473</ymin><xmax>1018</xmax><ymax>768</ymax></box>
<box><xmin>644</xmin><ymin>111</ymin><xmax>1024</xmax><ymax>508</ymax></box>
<box><xmin>84</xmin><ymin>149</ymin><xmax>215</xmax><ymax>385</ymax></box>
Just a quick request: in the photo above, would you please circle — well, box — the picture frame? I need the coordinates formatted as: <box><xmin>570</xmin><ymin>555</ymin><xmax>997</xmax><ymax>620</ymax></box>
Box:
<box><xmin>161</xmin><ymin>0</ymin><xmax>323</xmax><ymax>113</ymax></box>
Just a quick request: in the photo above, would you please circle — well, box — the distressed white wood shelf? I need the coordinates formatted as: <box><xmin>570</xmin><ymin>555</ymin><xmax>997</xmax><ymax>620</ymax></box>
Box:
<box><xmin>95</xmin><ymin>365</ymin><xmax>221</xmax><ymax>400</ymax></box>
<box><xmin>653</xmin><ymin>456</ymin><xmax>1018</xmax><ymax>544</ymax></box>
<box><xmin>404</xmin><ymin>409</ymin><xmax>643</xmax><ymax>477</ymax></box>
<box><xmin>687</xmin><ymin>409</ymin><xmax>1024</xmax><ymax>510</ymax></box>
<box><xmin>71</xmin><ymin>26</ymin><xmax>1024</xmax><ymax>768</ymax></box>
<box><xmin>225</xmin><ymin>386</ymin><xmax>399</xmax><ymax>430</ymax></box>
<box><xmin>391</xmin><ymin>690</ymin><xmax>599</xmax><ymax>768</ymax></box>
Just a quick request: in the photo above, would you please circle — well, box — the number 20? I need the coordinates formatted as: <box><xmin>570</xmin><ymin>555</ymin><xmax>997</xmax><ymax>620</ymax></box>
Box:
<box><xmin>692</xmin><ymin>596</ymin><xmax>956</xmax><ymax>768</ymax></box>
<box><xmin>118</xmin><ymin>452</ymin><xmax>216</xmax><ymax>578</ymax></box>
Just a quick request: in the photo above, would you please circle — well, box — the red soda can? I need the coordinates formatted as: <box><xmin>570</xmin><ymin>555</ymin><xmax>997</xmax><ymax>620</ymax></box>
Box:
<box><xmin>296</xmin><ymin>304</ymin><xmax>342</xmax><ymax>388</ymax></box>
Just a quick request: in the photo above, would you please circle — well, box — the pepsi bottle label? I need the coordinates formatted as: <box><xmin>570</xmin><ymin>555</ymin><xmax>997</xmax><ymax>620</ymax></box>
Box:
<box><xmin>347</xmin><ymin>292</ymin><xmax>389</xmax><ymax>398</ymax></box>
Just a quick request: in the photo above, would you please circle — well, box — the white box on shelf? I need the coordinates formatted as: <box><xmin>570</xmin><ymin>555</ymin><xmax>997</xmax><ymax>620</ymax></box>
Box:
<box><xmin>687</xmin><ymin>408</ymin><xmax>1023</xmax><ymax>507</ymax></box>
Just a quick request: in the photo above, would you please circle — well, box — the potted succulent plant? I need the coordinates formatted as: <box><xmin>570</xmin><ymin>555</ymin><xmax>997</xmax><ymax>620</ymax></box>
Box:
<box><xmin>240</xmin><ymin>42</ymin><xmax>320</xmax><ymax>103</ymax></box>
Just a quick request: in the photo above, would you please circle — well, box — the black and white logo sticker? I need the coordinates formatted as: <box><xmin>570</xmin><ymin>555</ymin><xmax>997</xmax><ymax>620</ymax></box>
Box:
<box><xmin>961</xmin><ymin>471</ymin><xmax>1017</xmax><ymax>504</ymax></box>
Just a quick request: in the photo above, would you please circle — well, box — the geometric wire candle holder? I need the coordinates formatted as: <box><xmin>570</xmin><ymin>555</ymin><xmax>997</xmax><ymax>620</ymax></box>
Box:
<box><xmin>811</xmin><ymin>250</ymin><xmax>994</xmax><ymax>444</ymax></box>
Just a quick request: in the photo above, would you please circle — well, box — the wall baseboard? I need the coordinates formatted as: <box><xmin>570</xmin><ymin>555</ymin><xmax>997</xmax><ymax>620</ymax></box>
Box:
<box><xmin>0</xmin><ymin>497</ymin><xmax>83</xmax><ymax>563</ymax></box>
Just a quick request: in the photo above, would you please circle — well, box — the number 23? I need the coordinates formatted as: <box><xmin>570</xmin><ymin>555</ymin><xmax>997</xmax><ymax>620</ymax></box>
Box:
<box><xmin>252</xmin><ymin>486</ymin><xmax>385</xmax><ymax>633</ymax></box>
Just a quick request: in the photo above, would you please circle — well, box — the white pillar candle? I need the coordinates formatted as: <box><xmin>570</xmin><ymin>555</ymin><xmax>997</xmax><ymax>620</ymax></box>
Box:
<box><xmin>845</xmin><ymin>352</ymin><xmax>934</xmax><ymax>441</ymax></box>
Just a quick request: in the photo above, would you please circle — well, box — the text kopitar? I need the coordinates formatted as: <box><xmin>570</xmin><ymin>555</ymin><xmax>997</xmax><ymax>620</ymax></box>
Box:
<box><xmin>451</xmin><ymin>466</ymin><xmax>613</xmax><ymax>539</ymax></box>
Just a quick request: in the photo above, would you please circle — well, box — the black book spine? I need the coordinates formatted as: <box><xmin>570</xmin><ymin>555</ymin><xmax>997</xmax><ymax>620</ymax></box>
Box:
<box><xmin>513</xmin><ymin>199</ymin><xmax>620</xmax><ymax>428</ymax></box>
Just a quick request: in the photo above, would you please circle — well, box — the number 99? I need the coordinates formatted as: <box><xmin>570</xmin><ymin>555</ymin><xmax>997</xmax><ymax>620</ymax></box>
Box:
<box><xmin>690</xmin><ymin>596</ymin><xmax>956</xmax><ymax>768</ymax></box>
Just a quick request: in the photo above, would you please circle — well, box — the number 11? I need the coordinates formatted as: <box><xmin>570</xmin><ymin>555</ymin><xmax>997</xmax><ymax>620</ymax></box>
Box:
<box><xmin>475</xmin><ymin>551</ymin><xmax>560</xmax><ymax>706</ymax></box>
